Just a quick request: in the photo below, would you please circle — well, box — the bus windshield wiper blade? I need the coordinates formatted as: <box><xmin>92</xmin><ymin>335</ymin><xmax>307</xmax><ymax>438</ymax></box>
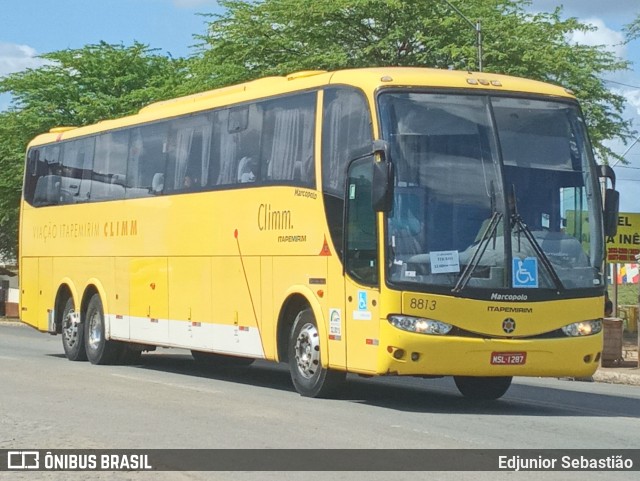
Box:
<box><xmin>511</xmin><ymin>214</ymin><xmax>565</xmax><ymax>291</ymax></box>
<box><xmin>453</xmin><ymin>211</ymin><xmax>502</xmax><ymax>293</ymax></box>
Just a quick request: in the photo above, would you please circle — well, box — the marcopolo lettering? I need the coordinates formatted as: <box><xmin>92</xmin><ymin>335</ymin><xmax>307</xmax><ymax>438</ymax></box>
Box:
<box><xmin>490</xmin><ymin>293</ymin><xmax>528</xmax><ymax>301</ymax></box>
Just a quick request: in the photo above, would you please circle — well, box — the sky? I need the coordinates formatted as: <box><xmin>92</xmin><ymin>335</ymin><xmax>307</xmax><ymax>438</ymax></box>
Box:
<box><xmin>1</xmin><ymin>0</ymin><xmax>639</xmax><ymax>211</ymax></box>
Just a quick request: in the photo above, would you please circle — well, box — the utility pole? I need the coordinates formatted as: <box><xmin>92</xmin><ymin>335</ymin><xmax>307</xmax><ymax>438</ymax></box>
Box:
<box><xmin>611</xmin><ymin>134</ymin><xmax>640</xmax><ymax>168</ymax></box>
<box><xmin>441</xmin><ymin>0</ymin><xmax>482</xmax><ymax>72</ymax></box>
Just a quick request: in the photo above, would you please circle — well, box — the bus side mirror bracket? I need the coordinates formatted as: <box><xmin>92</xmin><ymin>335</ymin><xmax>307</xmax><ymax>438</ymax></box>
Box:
<box><xmin>371</xmin><ymin>140</ymin><xmax>394</xmax><ymax>212</ymax></box>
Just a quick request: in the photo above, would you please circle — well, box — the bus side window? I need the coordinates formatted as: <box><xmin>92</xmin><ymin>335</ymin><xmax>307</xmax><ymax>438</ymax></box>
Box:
<box><xmin>31</xmin><ymin>145</ymin><xmax>62</xmax><ymax>206</ymax></box>
<box><xmin>216</xmin><ymin>104</ymin><xmax>261</xmax><ymax>187</ymax></box>
<box><xmin>92</xmin><ymin>131</ymin><xmax>128</xmax><ymax>201</ymax></box>
<box><xmin>165</xmin><ymin>114</ymin><xmax>212</xmax><ymax>192</ymax></box>
<box><xmin>211</xmin><ymin>109</ymin><xmax>236</xmax><ymax>186</ymax></box>
<box><xmin>322</xmin><ymin>87</ymin><xmax>373</xmax><ymax>261</ymax></box>
<box><xmin>59</xmin><ymin>138</ymin><xmax>94</xmax><ymax>204</ymax></box>
<box><xmin>184</xmin><ymin>130</ymin><xmax>204</xmax><ymax>189</ymax></box>
<box><xmin>262</xmin><ymin>92</ymin><xmax>316</xmax><ymax>186</ymax></box>
<box><xmin>126</xmin><ymin>123</ymin><xmax>168</xmax><ymax>198</ymax></box>
<box><xmin>24</xmin><ymin>148</ymin><xmax>41</xmax><ymax>205</ymax></box>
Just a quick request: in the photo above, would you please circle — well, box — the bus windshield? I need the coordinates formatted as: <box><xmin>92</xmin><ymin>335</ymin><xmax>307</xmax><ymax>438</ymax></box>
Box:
<box><xmin>379</xmin><ymin>91</ymin><xmax>604</xmax><ymax>293</ymax></box>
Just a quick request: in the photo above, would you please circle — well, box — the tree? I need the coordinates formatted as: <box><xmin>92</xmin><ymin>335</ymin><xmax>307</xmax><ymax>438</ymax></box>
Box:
<box><xmin>625</xmin><ymin>13</ymin><xmax>640</xmax><ymax>41</ymax></box>
<box><xmin>0</xmin><ymin>111</ymin><xmax>35</xmax><ymax>262</ymax></box>
<box><xmin>192</xmin><ymin>0</ymin><xmax>633</xmax><ymax>161</ymax></box>
<box><xmin>0</xmin><ymin>42</ymin><xmax>190</xmax><ymax>259</ymax></box>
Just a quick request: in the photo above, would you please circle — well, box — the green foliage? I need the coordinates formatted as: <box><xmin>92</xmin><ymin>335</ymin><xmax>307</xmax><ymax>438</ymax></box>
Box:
<box><xmin>0</xmin><ymin>41</ymin><xmax>190</xmax><ymax>126</ymax></box>
<box><xmin>0</xmin><ymin>42</ymin><xmax>190</xmax><ymax>259</ymax></box>
<box><xmin>0</xmin><ymin>111</ymin><xmax>33</xmax><ymax>261</ymax></box>
<box><xmin>625</xmin><ymin>14</ymin><xmax>640</xmax><ymax>41</ymax></box>
<box><xmin>1</xmin><ymin>3</ymin><xmax>638</xmax><ymax>258</ymax></box>
<box><xmin>191</xmin><ymin>0</ymin><xmax>634</xmax><ymax>162</ymax></box>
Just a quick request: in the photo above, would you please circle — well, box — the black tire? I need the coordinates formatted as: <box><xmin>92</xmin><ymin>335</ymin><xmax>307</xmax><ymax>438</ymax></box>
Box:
<box><xmin>61</xmin><ymin>297</ymin><xmax>87</xmax><ymax>361</ymax></box>
<box><xmin>191</xmin><ymin>350</ymin><xmax>254</xmax><ymax>367</ymax></box>
<box><xmin>288</xmin><ymin>309</ymin><xmax>345</xmax><ymax>398</ymax></box>
<box><xmin>454</xmin><ymin>376</ymin><xmax>512</xmax><ymax>400</ymax></box>
<box><xmin>84</xmin><ymin>294</ymin><xmax>121</xmax><ymax>365</ymax></box>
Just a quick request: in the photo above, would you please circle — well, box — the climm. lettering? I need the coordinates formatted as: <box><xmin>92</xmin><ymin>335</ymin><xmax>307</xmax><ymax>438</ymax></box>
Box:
<box><xmin>258</xmin><ymin>204</ymin><xmax>293</xmax><ymax>231</ymax></box>
<box><xmin>103</xmin><ymin>220</ymin><xmax>138</xmax><ymax>237</ymax></box>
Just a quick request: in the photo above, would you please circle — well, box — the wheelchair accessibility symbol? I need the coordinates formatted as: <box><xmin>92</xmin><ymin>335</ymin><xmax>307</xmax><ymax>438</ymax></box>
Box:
<box><xmin>358</xmin><ymin>291</ymin><xmax>368</xmax><ymax>310</ymax></box>
<box><xmin>512</xmin><ymin>257</ymin><xmax>538</xmax><ymax>288</ymax></box>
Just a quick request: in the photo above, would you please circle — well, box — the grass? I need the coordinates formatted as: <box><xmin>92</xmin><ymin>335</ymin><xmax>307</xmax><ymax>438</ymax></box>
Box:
<box><xmin>609</xmin><ymin>284</ymin><xmax>639</xmax><ymax>306</ymax></box>
<box><xmin>609</xmin><ymin>284</ymin><xmax>639</xmax><ymax>333</ymax></box>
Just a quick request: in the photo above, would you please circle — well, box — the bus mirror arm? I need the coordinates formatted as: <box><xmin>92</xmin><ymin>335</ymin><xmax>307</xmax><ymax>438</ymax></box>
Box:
<box><xmin>598</xmin><ymin>164</ymin><xmax>616</xmax><ymax>189</ymax></box>
<box><xmin>371</xmin><ymin>140</ymin><xmax>394</xmax><ymax>212</ymax></box>
<box><xmin>372</xmin><ymin>140</ymin><xmax>390</xmax><ymax>163</ymax></box>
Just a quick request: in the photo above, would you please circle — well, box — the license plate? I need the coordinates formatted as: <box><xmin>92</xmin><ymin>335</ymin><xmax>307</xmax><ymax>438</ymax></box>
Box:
<box><xmin>491</xmin><ymin>352</ymin><xmax>527</xmax><ymax>365</ymax></box>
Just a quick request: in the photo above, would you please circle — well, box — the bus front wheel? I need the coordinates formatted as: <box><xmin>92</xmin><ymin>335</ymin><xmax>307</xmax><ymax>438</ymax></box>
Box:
<box><xmin>84</xmin><ymin>294</ymin><xmax>121</xmax><ymax>365</ymax></box>
<box><xmin>61</xmin><ymin>297</ymin><xmax>87</xmax><ymax>361</ymax></box>
<box><xmin>453</xmin><ymin>376</ymin><xmax>512</xmax><ymax>400</ymax></box>
<box><xmin>288</xmin><ymin>309</ymin><xmax>345</xmax><ymax>398</ymax></box>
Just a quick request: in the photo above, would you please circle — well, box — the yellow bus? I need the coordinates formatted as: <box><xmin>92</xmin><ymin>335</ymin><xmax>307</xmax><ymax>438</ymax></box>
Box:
<box><xmin>19</xmin><ymin>67</ymin><xmax>619</xmax><ymax>399</ymax></box>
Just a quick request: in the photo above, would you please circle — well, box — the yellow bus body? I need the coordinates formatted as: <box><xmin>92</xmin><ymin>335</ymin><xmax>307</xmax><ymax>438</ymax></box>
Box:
<box><xmin>19</xmin><ymin>67</ymin><xmax>603</xmax><ymax>393</ymax></box>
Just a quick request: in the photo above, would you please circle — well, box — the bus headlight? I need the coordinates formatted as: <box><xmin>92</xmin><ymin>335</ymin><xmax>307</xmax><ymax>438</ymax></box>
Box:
<box><xmin>388</xmin><ymin>315</ymin><xmax>453</xmax><ymax>335</ymax></box>
<box><xmin>561</xmin><ymin>319</ymin><xmax>602</xmax><ymax>337</ymax></box>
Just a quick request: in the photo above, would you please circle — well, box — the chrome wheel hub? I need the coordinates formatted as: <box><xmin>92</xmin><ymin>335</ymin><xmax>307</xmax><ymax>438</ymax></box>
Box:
<box><xmin>88</xmin><ymin>311</ymin><xmax>102</xmax><ymax>351</ymax></box>
<box><xmin>294</xmin><ymin>322</ymin><xmax>320</xmax><ymax>379</ymax></box>
<box><xmin>62</xmin><ymin>310</ymin><xmax>79</xmax><ymax>347</ymax></box>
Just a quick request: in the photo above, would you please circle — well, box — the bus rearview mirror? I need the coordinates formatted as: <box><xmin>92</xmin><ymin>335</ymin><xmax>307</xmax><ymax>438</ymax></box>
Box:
<box><xmin>603</xmin><ymin>188</ymin><xmax>619</xmax><ymax>237</ymax></box>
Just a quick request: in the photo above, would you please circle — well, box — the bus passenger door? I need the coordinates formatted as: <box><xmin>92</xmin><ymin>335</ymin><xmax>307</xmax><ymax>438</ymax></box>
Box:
<box><xmin>344</xmin><ymin>157</ymin><xmax>380</xmax><ymax>373</ymax></box>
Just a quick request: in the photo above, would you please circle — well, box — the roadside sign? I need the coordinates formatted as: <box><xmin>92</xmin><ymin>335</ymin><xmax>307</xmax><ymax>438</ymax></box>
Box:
<box><xmin>606</xmin><ymin>213</ymin><xmax>640</xmax><ymax>263</ymax></box>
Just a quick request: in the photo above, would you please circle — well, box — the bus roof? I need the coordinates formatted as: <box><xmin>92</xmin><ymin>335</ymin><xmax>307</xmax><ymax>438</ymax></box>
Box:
<box><xmin>29</xmin><ymin>67</ymin><xmax>575</xmax><ymax>147</ymax></box>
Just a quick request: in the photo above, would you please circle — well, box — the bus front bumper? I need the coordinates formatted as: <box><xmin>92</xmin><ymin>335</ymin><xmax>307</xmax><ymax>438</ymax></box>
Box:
<box><xmin>378</xmin><ymin>323</ymin><xmax>602</xmax><ymax>378</ymax></box>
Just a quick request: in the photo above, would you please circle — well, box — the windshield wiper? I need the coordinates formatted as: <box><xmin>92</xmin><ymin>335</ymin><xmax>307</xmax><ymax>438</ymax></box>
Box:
<box><xmin>508</xmin><ymin>185</ymin><xmax>564</xmax><ymax>291</ymax></box>
<box><xmin>453</xmin><ymin>211</ymin><xmax>502</xmax><ymax>293</ymax></box>
<box><xmin>510</xmin><ymin>213</ymin><xmax>564</xmax><ymax>291</ymax></box>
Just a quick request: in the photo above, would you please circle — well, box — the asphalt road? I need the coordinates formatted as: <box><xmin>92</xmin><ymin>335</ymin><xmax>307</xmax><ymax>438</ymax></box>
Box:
<box><xmin>1</xmin><ymin>322</ymin><xmax>639</xmax><ymax>481</ymax></box>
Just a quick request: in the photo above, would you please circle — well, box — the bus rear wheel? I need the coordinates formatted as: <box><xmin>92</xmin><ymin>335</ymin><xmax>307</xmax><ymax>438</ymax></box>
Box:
<box><xmin>84</xmin><ymin>293</ymin><xmax>121</xmax><ymax>365</ymax></box>
<box><xmin>288</xmin><ymin>309</ymin><xmax>345</xmax><ymax>398</ymax></box>
<box><xmin>61</xmin><ymin>297</ymin><xmax>87</xmax><ymax>361</ymax></box>
<box><xmin>454</xmin><ymin>376</ymin><xmax>512</xmax><ymax>400</ymax></box>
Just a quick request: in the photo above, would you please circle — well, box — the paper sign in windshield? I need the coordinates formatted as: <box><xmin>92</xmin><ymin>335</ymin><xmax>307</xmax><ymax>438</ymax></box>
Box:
<box><xmin>430</xmin><ymin>250</ymin><xmax>460</xmax><ymax>274</ymax></box>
